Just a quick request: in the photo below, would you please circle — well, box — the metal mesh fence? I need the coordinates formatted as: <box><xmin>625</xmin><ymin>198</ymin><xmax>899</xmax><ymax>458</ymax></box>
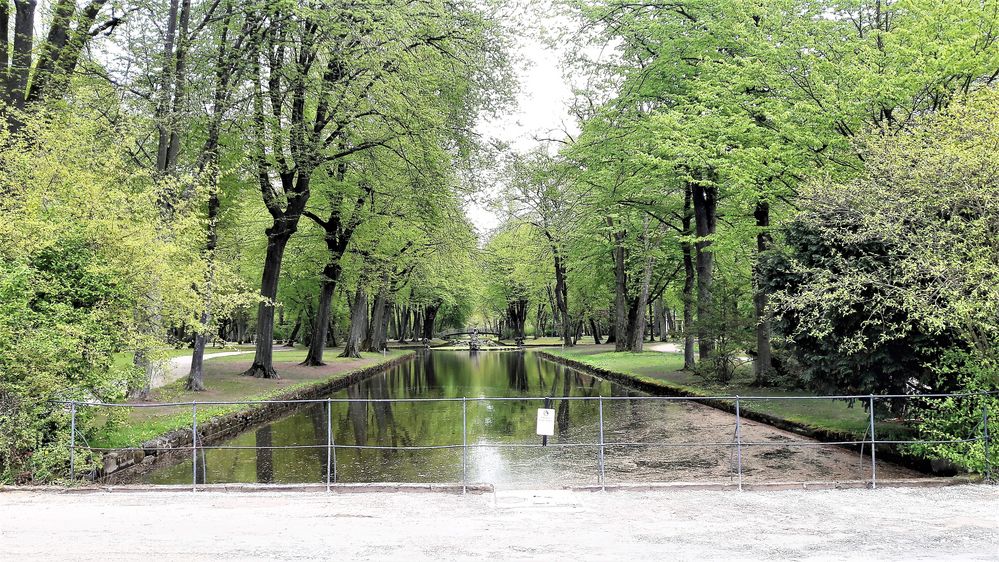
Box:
<box><xmin>58</xmin><ymin>392</ymin><xmax>995</xmax><ymax>491</ymax></box>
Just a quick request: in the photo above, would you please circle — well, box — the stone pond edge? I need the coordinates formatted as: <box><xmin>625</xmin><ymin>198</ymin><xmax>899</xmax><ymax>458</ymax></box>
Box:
<box><xmin>97</xmin><ymin>351</ymin><xmax>417</xmax><ymax>481</ymax></box>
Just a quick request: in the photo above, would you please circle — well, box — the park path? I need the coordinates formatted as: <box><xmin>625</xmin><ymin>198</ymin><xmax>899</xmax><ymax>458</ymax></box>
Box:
<box><xmin>648</xmin><ymin>342</ymin><xmax>681</xmax><ymax>353</ymax></box>
<box><xmin>152</xmin><ymin>348</ymin><xmax>283</xmax><ymax>389</ymax></box>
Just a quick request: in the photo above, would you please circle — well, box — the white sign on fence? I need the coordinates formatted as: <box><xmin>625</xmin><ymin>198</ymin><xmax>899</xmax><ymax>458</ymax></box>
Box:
<box><xmin>536</xmin><ymin>408</ymin><xmax>556</xmax><ymax>436</ymax></box>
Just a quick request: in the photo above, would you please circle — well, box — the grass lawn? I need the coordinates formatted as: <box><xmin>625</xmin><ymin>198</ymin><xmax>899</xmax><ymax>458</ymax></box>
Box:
<box><xmin>546</xmin><ymin>345</ymin><xmax>906</xmax><ymax>439</ymax></box>
<box><xmin>89</xmin><ymin>348</ymin><xmax>412</xmax><ymax>449</ymax></box>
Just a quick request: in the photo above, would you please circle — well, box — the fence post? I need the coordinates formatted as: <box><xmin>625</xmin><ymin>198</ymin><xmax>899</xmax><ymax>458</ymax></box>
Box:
<box><xmin>462</xmin><ymin>397</ymin><xmax>468</xmax><ymax>495</ymax></box>
<box><xmin>735</xmin><ymin>396</ymin><xmax>743</xmax><ymax>492</ymax></box>
<box><xmin>192</xmin><ymin>402</ymin><xmax>198</xmax><ymax>492</ymax></box>
<box><xmin>983</xmin><ymin>400</ymin><xmax>991</xmax><ymax>484</ymax></box>
<box><xmin>598</xmin><ymin>396</ymin><xmax>606</xmax><ymax>491</ymax></box>
<box><xmin>869</xmin><ymin>395</ymin><xmax>876</xmax><ymax>490</ymax></box>
<box><xmin>69</xmin><ymin>401</ymin><xmax>76</xmax><ymax>482</ymax></box>
<box><xmin>326</xmin><ymin>398</ymin><xmax>332</xmax><ymax>492</ymax></box>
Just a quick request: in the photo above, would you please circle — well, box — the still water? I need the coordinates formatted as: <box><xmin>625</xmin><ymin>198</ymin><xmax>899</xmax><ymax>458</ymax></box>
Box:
<box><xmin>144</xmin><ymin>351</ymin><xmax>648</xmax><ymax>487</ymax></box>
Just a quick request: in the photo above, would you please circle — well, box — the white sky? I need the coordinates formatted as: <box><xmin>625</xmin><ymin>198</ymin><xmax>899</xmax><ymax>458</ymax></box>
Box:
<box><xmin>466</xmin><ymin>24</ymin><xmax>579</xmax><ymax>235</ymax></box>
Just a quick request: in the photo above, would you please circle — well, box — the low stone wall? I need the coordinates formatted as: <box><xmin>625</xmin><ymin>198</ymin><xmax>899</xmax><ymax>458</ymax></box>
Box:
<box><xmin>99</xmin><ymin>352</ymin><xmax>415</xmax><ymax>481</ymax></box>
<box><xmin>536</xmin><ymin>351</ymin><xmax>945</xmax><ymax>475</ymax></box>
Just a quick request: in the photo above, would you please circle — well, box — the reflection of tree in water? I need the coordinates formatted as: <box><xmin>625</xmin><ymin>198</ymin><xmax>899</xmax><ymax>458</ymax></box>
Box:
<box><xmin>557</xmin><ymin>367</ymin><xmax>572</xmax><ymax>436</ymax></box>
<box><xmin>508</xmin><ymin>351</ymin><xmax>529</xmax><ymax>392</ymax></box>
<box><xmin>346</xmin><ymin>385</ymin><xmax>369</xmax><ymax>445</ymax></box>
<box><xmin>421</xmin><ymin>351</ymin><xmax>438</xmax><ymax>392</ymax></box>
<box><xmin>255</xmin><ymin>425</ymin><xmax>273</xmax><ymax>483</ymax></box>
<box><xmin>306</xmin><ymin>402</ymin><xmax>329</xmax><ymax>482</ymax></box>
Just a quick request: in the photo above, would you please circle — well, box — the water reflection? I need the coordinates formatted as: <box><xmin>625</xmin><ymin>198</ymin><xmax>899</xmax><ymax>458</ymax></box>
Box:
<box><xmin>144</xmin><ymin>351</ymin><xmax>645</xmax><ymax>486</ymax></box>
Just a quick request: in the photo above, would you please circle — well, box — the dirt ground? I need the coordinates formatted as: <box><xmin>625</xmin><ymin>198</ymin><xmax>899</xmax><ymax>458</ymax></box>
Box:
<box><xmin>1</xmin><ymin>486</ymin><xmax>996</xmax><ymax>560</ymax></box>
<box><xmin>492</xmin><ymin>399</ymin><xmax>923</xmax><ymax>489</ymax></box>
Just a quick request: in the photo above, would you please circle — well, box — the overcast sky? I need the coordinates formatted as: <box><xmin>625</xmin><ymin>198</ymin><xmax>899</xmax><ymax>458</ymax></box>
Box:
<box><xmin>466</xmin><ymin>20</ymin><xmax>579</xmax><ymax>235</ymax></box>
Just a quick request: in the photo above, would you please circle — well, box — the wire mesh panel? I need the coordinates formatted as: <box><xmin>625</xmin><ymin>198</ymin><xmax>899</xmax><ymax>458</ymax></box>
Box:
<box><xmin>59</xmin><ymin>350</ymin><xmax>996</xmax><ymax>490</ymax></box>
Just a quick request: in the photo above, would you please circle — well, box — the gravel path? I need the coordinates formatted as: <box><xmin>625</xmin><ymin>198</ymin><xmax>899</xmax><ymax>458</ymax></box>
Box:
<box><xmin>1</xmin><ymin>486</ymin><xmax>996</xmax><ymax>560</ymax></box>
<box><xmin>153</xmin><ymin>348</ymin><xmax>283</xmax><ymax>389</ymax></box>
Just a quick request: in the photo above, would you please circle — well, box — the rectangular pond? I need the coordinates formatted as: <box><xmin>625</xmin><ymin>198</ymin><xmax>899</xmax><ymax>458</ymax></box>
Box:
<box><xmin>140</xmin><ymin>350</ymin><xmax>922</xmax><ymax>488</ymax></box>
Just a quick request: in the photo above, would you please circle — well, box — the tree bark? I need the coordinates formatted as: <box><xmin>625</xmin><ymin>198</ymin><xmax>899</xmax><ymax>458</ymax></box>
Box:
<box><xmin>753</xmin><ymin>199</ymin><xmax>774</xmax><ymax>383</ymax></box>
<box><xmin>340</xmin><ymin>286</ymin><xmax>368</xmax><ymax>359</ymax></box>
<box><xmin>185</xmin><ymin>179</ymin><xmax>219</xmax><ymax>391</ymax></box>
<box><xmin>242</xmin><ymin>226</ymin><xmax>296</xmax><ymax>378</ymax></box>
<box><xmin>609</xmin><ymin>220</ymin><xmax>629</xmax><ymax>352</ymax></box>
<box><xmin>691</xmin><ymin>179</ymin><xmax>717</xmax><ymax>362</ymax></box>
<box><xmin>155</xmin><ymin>0</ymin><xmax>180</xmax><ymax>172</ymax></box>
<box><xmin>302</xmin><ymin>264</ymin><xmax>339</xmax><ymax>365</ymax></box>
<box><xmin>7</xmin><ymin>0</ymin><xmax>35</xmax><ymax>111</ymax></box>
<box><xmin>363</xmin><ymin>276</ymin><xmax>388</xmax><ymax>352</ymax></box>
<box><xmin>551</xmin><ymin>244</ymin><xmax>572</xmax><ymax>347</ymax></box>
<box><xmin>284</xmin><ymin>315</ymin><xmax>302</xmax><ymax>347</ymax></box>
<box><xmin>630</xmin><ymin>218</ymin><xmax>655</xmax><ymax>352</ymax></box>
<box><xmin>682</xmin><ymin>185</ymin><xmax>697</xmax><ymax>370</ymax></box>
<box><xmin>422</xmin><ymin>302</ymin><xmax>440</xmax><ymax>340</ymax></box>
<box><xmin>589</xmin><ymin>317</ymin><xmax>602</xmax><ymax>345</ymax></box>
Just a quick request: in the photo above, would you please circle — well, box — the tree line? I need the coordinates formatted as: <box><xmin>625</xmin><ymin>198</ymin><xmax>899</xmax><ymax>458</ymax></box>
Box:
<box><xmin>0</xmin><ymin>0</ymin><xmax>510</xmax><ymax>483</ymax></box>
<box><xmin>477</xmin><ymin>0</ymin><xmax>999</xmax><ymax>470</ymax></box>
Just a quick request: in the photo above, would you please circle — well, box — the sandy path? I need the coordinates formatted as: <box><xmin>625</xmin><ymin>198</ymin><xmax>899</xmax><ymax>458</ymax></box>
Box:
<box><xmin>151</xmin><ymin>348</ymin><xmax>286</xmax><ymax>389</ymax></box>
<box><xmin>649</xmin><ymin>342</ymin><xmax>681</xmax><ymax>353</ymax></box>
<box><xmin>1</xmin><ymin>486</ymin><xmax>995</xmax><ymax>560</ymax></box>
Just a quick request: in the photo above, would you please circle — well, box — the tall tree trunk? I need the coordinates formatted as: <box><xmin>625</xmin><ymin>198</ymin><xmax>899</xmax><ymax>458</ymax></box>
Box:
<box><xmin>413</xmin><ymin>306</ymin><xmax>423</xmax><ymax>341</ymax></box>
<box><xmin>422</xmin><ymin>302</ymin><xmax>440</xmax><ymax>340</ymax></box>
<box><xmin>589</xmin><ymin>317</ymin><xmax>602</xmax><ymax>345</ymax></box>
<box><xmin>691</xmin><ymin>179</ymin><xmax>717</xmax><ymax>362</ymax></box>
<box><xmin>653</xmin><ymin>298</ymin><xmax>666</xmax><ymax>341</ymax></box>
<box><xmin>155</xmin><ymin>0</ymin><xmax>180</xmax><ymax>172</ymax></box>
<box><xmin>753</xmin><ymin>200</ymin><xmax>774</xmax><ymax>383</ymax></box>
<box><xmin>0</xmin><ymin>4</ymin><xmax>9</xmax><ymax>87</ymax></box>
<box><xmin>340</xmin><ymin>286</ymin><xmax>368</xmax><ymax>359</ymax></box>
<box><xmin>185</xmin><ymin>176</ymin><xmax>219</xmax><ymax>391</ymax></box>
<box><xmin>7</xmin><ymin>0</ymin><xmax>36</xmax><ymax>112</ymax></box>
<box><xmin>242</xmin><ymin>230</ymin><xmax>294</xmax><ymax>378</ymax></box>
<box><xmin>631</xmin><ymin>218</ymin><xmax>654</xmax><ymax>352</ymax></box>
<box><xmin>363</xmin><ymin>276</ymin><xmax>388</xmax><ymax>352</ymax></box>
<box><xmin>682</xmin><ymin>185</ymin><xmax>696</xmax><ymax>370</ymax></box>
<box><xmin>284</xmin><ymin>315</ymin><xmax>302</xmax><ymax>348</ymax></box>
<box><xmin>551</xmin><ymin>244</ymin><xmax>572</xmax><ymax>347</ymax></box>
<box><xmin>609</xmin><ymin>220</ymin><xmax>629</xmax><ymax>352</ymax></box>
<box><xmin>185</xmin><ymin>4</ymin><xmax>236</xmax><ymax>390</ymax></box>
<box><xmin>302</xmin><ymin>264</ymin><xmax>340</xmax><ymax>365</ymax></box>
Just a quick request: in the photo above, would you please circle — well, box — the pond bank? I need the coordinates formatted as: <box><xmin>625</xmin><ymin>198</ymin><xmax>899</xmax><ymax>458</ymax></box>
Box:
<box><xmin>94</xmin><ymin>351</ymin><xmax>415</xmax><ymax>481</ymax></box>
<box><xmin>536</xmin><ymin>350</ymin><xmax>955</xmax><ymax>476</ymax></box>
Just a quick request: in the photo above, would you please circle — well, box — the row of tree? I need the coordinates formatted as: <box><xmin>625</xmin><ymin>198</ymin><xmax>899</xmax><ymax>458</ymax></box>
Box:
<box><xmin>0</xmin><ymin>0</ymin><xmax>510</xmax><ymax>482</ymax></box>
<box><xmin>480</xmin><ymin>0</ymin><xmax>999</xmax><ymax>405</ymax></box>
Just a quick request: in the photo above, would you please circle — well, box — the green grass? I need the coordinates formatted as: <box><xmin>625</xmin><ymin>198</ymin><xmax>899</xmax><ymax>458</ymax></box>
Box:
<box><xmin>89</xmin><ymin>349</ymin><xmax>412</xmax><ymax>449</ymax></box>
<box><xmin>546</xmin><ymin>345</ymin><xmax>907</xmax><ymax>439</ymax></box>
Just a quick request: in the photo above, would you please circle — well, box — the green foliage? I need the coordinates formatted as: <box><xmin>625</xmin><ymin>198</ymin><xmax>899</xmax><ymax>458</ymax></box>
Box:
<box><xmin>760</xmin><ymin>206</ymin><xmax>958</xmax><ymax>396</ymax></box>
<box><xmin>0</xmin><ymin>110</ymin><xmax>205</xmax><ymax>482</ymax></box>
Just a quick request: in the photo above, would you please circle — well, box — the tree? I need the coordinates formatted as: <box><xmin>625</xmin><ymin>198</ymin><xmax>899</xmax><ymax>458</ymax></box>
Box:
<box><xmin>0</xmin><ymin>109</ymin><xmax>203</xmax><ymax>481</ymax></box>
<box><xmin>0</xmin><ymin>0</ymin><xmax>124</xmax><ymax>131</ymax></box>
<box><xmin>763</xmin><ymin>87</ymin><xmax>999</xmax><ymax>402</ymax></box>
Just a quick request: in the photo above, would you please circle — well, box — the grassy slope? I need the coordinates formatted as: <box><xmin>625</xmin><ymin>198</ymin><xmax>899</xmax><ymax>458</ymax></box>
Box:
<box><xmin>546</xmin><ymin>345</ymin><xmax>902</xmax><ymax>438</ymax></box>
<box><xmin>91</xmin><ymin>348</ymin><xmax>411</xmax><ymax>449</ymax></box>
